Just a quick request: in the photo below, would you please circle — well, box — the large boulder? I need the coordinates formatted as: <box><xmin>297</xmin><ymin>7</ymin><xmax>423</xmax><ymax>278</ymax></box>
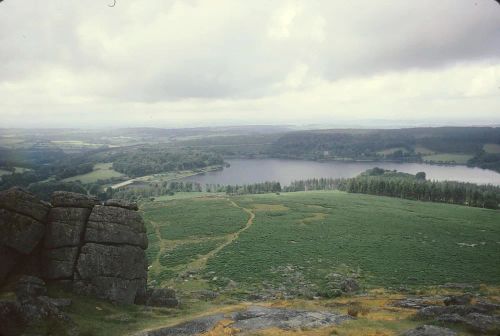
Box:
<box><xmin>0</xmin><ymin>245</ymin><xmax>22</xmax><ymax>284</ymax></box>
<box><xmin>136</xmin><ymin>288</ymin><xmax>179</xmax><ymax>307</ymax></box>
<box><xmin>401</xmin><ymin>325</ymin><xmax>457</xmax><ymax>336</ymax></box>
<box><xmin>105</xmin><ymin>198</ymin><xmax>139</xmax><ymax>211</ymax></box>
<box><xmin>443</xmin><ymin>294</ymin><xmax>472</xmax><ymax>306</ymax></box>
<box><xmin>0</xmin><ymin>187</ymin><xmax>50</xmax><ymax>222</ymax></box>
<box><xmin>437</xmin><ymin>313</ymin><xmax>500</xmax><ymax>334</ymax></box>
<box><xmin>44</xmin><ymin>207</ymin><xmax>91</xmax><ymax>248</ymax></box>
<box><xmin>51</xmin><ymin>191</ymin><xmax>99</xmax><ymax>209</ymax></box>
<box><xmin>77</xmin><ymin>243</ymin><xmax>147</xmax><ymax>280</ymax></box>
<box><xmin>416</xmin><ymin>305</ymin><xmax>490</xmax><ymax>319</ymax></box>
<box><xmin>1</xmin><ymin>189</ymin><xmax>150</xmax><ymax>305</ymax></box>
<box><xmin>42</xmin><ymin>247</ymin><xmax>79</xmax><ymax>279</ymax></box>
<box><xmin>85</xmin><ymin>205</ymin><xmax>148</xmax><ymax>248</ymax></box>
<box><xmin>0</xmin><ymin>209</ymin><xmax>46</xmax><ymax>254</ymax></box>
<box><xmin>75</xmin><ymin>243</ymin><xmax>147</xmax><ymax>303</ymax></box>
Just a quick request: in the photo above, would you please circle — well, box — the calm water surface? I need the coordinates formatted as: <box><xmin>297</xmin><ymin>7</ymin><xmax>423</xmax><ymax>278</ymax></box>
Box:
<box><xmin>183</xmin><ymin>159</ymin><xmax>500</xmax><ymax>186</ymax></box>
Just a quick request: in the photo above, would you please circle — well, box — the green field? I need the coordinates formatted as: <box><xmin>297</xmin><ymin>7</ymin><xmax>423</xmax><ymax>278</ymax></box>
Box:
<box><xmin>414</xmin><ymin>145</ymin><xmax>435</xmax><ymax>155</ymax></box>
<box><xmin>484</xmin><ymin>143</ymin><xmax>500</xmax><ymax>154</ymax></box>
<box><xmin>143</xmin><ymin>191</ymin><xmax>500</xmax><ymax>293</ymax></box>
<box><xmin>422</xmin><ymin>153</ymin><xmax>473</xmax><ymax>164</ymax></box>
<box><xmin>376</xmin><ymin>147</ymin><xmax>409</xmax><ymax>155</ymax></box>
<box><xmin>0</xmin><ymin>169</ymin><xmax>11</xmax><ymax>177</ymax></box>
<box><xmin>142</xmin><ymin>197</ymin><xmax>250</xmax><ymax>285</ymax></box>
<box><xmin>62</xmin><ymin>162</ymin><xmax>124</xmax><ymax>183</ymax></box>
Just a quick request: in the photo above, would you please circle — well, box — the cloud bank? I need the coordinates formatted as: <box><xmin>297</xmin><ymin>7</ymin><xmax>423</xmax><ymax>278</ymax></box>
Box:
<box><xmin>1</xmin><ymin>0</ymin><xmax>499</xmax><ymax>127</ymax></box>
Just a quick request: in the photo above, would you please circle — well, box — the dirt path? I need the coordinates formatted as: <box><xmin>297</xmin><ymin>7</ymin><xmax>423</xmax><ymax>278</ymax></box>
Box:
<box><xmin>183</xmin><ymin>199</ymin><xmax>255</xmax><ymax>271</ymax></box>
<box><xmin>147</xmin><ymin>198</ymin><xmax>256</xmax><ymax>278</ymax></box>
<box><xmin>148</xmin><ymin>220</ymin><xmax>165</xmax><ymax>274</ymax></box>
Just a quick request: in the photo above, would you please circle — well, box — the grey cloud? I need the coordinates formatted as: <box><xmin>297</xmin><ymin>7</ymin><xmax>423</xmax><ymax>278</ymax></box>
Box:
<box><xmin>3</xmin><ymin>1</ymin><xmax>499</xmax><ymax>101</ymax></box>
<box><xmin>0</xmin><ymin>0</ymin><xmax>499</xmax><ymax>127</ymax></box>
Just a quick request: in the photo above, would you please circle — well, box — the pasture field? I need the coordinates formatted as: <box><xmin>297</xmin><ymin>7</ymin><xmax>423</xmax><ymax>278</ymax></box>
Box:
<box><xmin>62</xmin><ymin>162</ymin><xmax>124</xmax><ymax>183</ymax></box>
<box><xmin>484</xmin><ymin>143</ymin><xmax>500</xmax><ymax>154</ymax></box>
<box><xmin>422</xmin><ymin>153</ymin><xmax>473</xmax><ymax>164</ymax></box>
<box><xmin>414</xmin><ymin>145</ymin><xmax>435</xmax><ymax>155</ymax></box>
<box><xmin>143</xmin><ymin>191</ymin><xmax>500</xmax><ymax>293</ymax></box>
<box><xmin>0</xmin><ymin>167</ymin><xmax>31</xmax><ymax>176</ymax></box>
<box><xmin>0</xmin><ymin>169</ymin><xmax>11</xmax><ymax>177</ymax></box>
<box><xmin>376</xmin><ymin>147</ymin><xmax>409</xmax><ymax>155</ymax></box>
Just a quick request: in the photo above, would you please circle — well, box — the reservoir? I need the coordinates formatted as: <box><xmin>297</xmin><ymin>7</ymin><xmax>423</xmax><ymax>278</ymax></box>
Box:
<box><xmin>182</xmin><ymin>159</ymin><xmax>500</xmax><ymax>186</ymax></box>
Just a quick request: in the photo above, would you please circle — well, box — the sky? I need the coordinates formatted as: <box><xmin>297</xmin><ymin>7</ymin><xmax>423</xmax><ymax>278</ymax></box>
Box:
<box><xmin>1</xmin><ymin>0</ymin><xmax>499</xmax><ymax>128</ymax></box>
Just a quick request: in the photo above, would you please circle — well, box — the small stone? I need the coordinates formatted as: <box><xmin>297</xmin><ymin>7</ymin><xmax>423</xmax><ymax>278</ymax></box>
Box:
<box><xmin>143</xmin><ymin>288</ymin><xmax>179</xmax><ymax>308</ymax></box>
<box><xmin>340</xmin><ymin>278</ymin><xmax>360</xmax><ymax>293</ymax></box>
<box><xmin>15</xmin><ymin>276</ymin><xmax>47</xmax><ymax>304</ymax></box>
<box><xmin>443</xmin><ymin>294</ymin><xmax>472</xmax><ymax>306</ymax></box>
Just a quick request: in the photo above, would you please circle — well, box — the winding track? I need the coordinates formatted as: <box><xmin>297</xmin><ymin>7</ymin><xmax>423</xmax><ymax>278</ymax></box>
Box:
<box><xmin>148</xmin><ymin>197</ymin><xmax>256</xmax><ymax>276</ymax></box>
<box><xmin>183</xmin><ymin>199</ymin><xmax>255</xmax><ymax>271</ymax></box>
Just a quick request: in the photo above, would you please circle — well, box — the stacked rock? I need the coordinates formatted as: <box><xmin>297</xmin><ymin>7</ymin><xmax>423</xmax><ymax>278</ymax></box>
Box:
<box><xmin>0</xmin><ymin>188</ymin><xmax>149</xmax><ymax>305</ymax></box>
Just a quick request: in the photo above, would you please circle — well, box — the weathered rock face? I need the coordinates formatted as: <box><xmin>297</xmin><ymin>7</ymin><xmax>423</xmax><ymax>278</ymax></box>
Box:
<box><xmin>74</xmin><ymin>243</ymin><xmax>147</xmax><ymax>303</ymax></box>
<box><xmin>44</xmin><ymin>192</ymin><xmax>148</xmax><ymax>304</ymax></box>
<box><xmin>84</xmin><ymin>205</ymin><xmax>148</xmax><ymax>249</ymax></box>
<box><xmin>0</xmin><ymin>188</ymin><xmax>149</xmax><ymax>304</ymax></box>
<box><xmin>0</xmin><ymin>188</ymin><xmax>50</xmax><ymax>284</ymax></box>
<box><xmin>51</xmin><ymin>191</ymin><xmax>99</xmax><ymax>209</ymax></box>
<box><xmin>104</xmin><ymin>198</ymin><xmax>139</xmax><ymax>211</ymax></box>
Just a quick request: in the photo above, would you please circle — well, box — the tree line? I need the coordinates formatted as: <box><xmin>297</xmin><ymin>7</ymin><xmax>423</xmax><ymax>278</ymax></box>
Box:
<box><xmin>283</xmin><ymin>176</ymin><xmax>499</xmax><ymax>209</ymax></box>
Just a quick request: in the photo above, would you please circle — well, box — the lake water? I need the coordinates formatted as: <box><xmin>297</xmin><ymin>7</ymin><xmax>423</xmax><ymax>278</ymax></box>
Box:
<box><xmin>182</xmin><ymin>159</ymin><xmax>500</xmax><ymax>186</ymax></box>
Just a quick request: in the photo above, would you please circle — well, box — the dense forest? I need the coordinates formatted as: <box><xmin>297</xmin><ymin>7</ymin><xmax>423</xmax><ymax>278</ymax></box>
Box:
<box><xmin>265</xmin><ymin>127</ymin><xmax>500</xmax><ymax>169</ymax></box>
<box><xmin>0</xmin><ymin>144</ymin><xmax>224</xmax><ymax>200</ymax></box>
<box><xmin>170</xmin><ymin>127</ymin><xmax>500</xmax><ymax>171</ymax></box>
<box><xmin>110</xmin><ymin>147</ymin><xmax>224</xmax><ymax>177</ymax></box>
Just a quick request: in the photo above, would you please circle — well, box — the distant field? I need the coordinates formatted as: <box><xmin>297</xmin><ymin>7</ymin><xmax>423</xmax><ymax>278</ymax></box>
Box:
<box><xmin>50</xmin><ymin>140</ymin><xmax>104</xmax><ymax>148</ymax></box>
<box><xmin>62</xmin><ymin>162</ymin><xmax>124</xmax><ymax>183</ymax></box>
<box><xmin>0</xmin><ymin>167</ymin><xmax>31</xmax><ymax>176</ymax></box>
<box><xmin>484</xmin><ymin>143</ymin><xmax>500</xmax><ymax>154</ymax></box>
<box><xmin>0</xmin><ymin>169</ymin><xmax>11</xmax><ymax>177</ymax></box>
<box><xmin>376</xmin><ymin>147</ymin><xmax>408</xmax><ymax>155</ymax></box>
<box><xmin>143</xmin><ymin>191</ymin><xmax>500</xmax><ymax>292</ymax></box>
<box><xmin>414</xmin><ymin>145</ymin><xmax>434</xmax><ymax>155</ymax></box>
<box><xmin>422</xmin><ymin>153</ymin><xmax>473</xmax><ymax>164</ymax></box>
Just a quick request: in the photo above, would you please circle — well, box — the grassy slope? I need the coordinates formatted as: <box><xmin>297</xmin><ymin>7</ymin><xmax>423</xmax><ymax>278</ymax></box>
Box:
<box><xmin>484</xmin><ymin>143</ymin><xmax>500</xmax><ymax>154</ymax></box>
<box><xmin>143</xmin><ymin>191</ymin><xmax>500</xmax><ymax>291</ymax></box>
<box><xmin>205</xmin><ymin>192</ymin><xmax>500</xmax><ymax>288</ymax></box>
<box><xmin>142</xmin><ymin>197</ymin><xmax>249</xmax><ymax>286</ymax></box>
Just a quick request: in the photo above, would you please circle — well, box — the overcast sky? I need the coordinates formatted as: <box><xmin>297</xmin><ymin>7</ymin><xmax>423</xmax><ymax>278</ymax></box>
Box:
<box><xmin>1</xmin><ymin>0</ymin><xmax>499</xmax><ymax>128</ymax></box>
